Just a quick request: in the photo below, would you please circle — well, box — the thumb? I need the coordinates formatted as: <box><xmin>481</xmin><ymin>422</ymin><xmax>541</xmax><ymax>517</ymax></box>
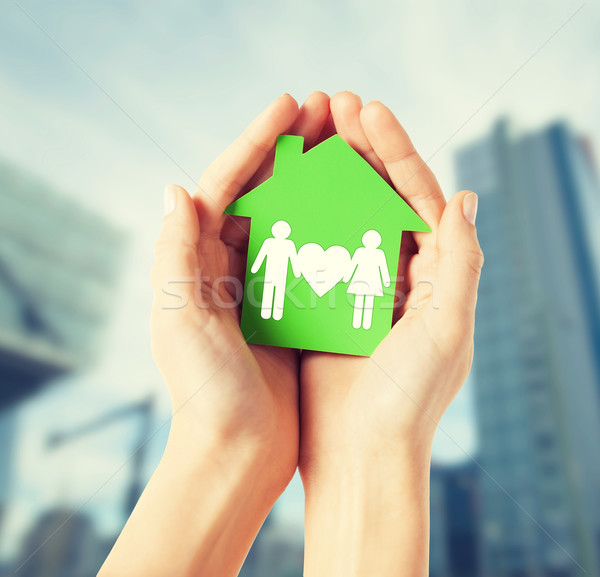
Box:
<box><xmin>435</xmin><ymin>190</ymin><xmax>484</xmax><ymax>332</ymax></box>
<box><xmin>150</xmin><ymin>184</ymin><xmax>201</xmax><ymax>314</ymax></box>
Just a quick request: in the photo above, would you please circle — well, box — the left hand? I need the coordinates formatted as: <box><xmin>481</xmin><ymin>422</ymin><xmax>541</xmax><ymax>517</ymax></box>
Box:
<box><xmin>150</xmin><ymin>92</ymin><xmax>331</xmax><ymax>494</ymax></box>
<box><xmin>101</xmin><ymin>93</ymin><xmax>333</xmax><ymax>577</ymax></box>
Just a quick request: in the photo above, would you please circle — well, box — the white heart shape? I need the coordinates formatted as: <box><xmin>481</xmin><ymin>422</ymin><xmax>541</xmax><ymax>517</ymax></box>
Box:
<box><xmin>297</xmin><ymin>243</ymin><xmax>351</xmax><ymax>297</ymax></box>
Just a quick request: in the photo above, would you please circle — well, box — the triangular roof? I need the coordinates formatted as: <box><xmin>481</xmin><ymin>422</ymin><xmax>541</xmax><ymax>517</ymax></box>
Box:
<box><xmin>225</xmin><ymin>134</ymin><xmax>430</xmax><ymax>233</ymax></box>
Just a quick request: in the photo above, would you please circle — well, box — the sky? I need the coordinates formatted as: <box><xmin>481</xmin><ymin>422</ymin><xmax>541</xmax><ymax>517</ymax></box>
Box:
<box><xmin>0</xmin><ymin>0</ymin><xmax>599</xmax><ymax>561</ymax></box>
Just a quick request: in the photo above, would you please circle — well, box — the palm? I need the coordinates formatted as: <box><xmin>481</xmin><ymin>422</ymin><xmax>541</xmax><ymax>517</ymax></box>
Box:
<box><xmin>189</xmin><ymin>227</ymin><xmax>300</xmax><ymax>478</ymax></box>
<box><xmin>155</xmin><ymin>92</ymin><xmax>480</xmax><ymax>484</ymax></box>
<box><xmin>298</xmin><ymin>93</ymin><xmax>479</xmax><ymax>466</ymax></box>
<box><xmin>191</xmin><ymin>215</ymin><xmax>299</xmax><ymax>383</ymax></box>
<box><xmin>152</xmin><ymin>93</ymin><xmax>332</xmax><ymax>486</ymax></box>
<box><xmin>300</xmin><ymin>244</ymin><xmax>448</xmax><ymax>456</ymax></box>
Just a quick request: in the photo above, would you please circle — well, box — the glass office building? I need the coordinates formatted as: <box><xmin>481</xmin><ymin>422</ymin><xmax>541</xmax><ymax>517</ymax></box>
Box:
<box><xmin>455</xmin><ymin>121</ymin><xmax>600</xmax><ymax>577</ymax></box>
<box><xmin>430</xmin><ymin>462</ymin><xmax>479</xmax><ymax>577</ymax></box>
<box><xmin>0</xmin><ymin>158</ymin><xmax>123</xmax><ymax>535</ymax></box>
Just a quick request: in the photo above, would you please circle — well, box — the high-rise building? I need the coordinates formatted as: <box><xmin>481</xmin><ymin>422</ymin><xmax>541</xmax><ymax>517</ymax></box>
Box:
<box><xmin>430</xmin><ymin>462</ymin><xmax>480</xmax><ymax>577</ymax></box>
<box><xmin>0</xmin><ymin>159</ymin><xmax>123</xmax><ymax>536</ymax></box>
<box><xmin>15</xmin><ymin>508</ymin><xmax>100</xmax><ymax>577</ymax></box>
<box><xmin>239</xmin><ymin>512</ymin><xmax>303</xmax><ymax>577</ymax></box>
<box><xmin>455</xmin><ymin>120</ymin><xmax>600</xmax><ymax>576</ymax></box>
<box><xmin>253</xmin><ymin>519</ymin><xmax>304</xmax><ymax>577</ymax></box>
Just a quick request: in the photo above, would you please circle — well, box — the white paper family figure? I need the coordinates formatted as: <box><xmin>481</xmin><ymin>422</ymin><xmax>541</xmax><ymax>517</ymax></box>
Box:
<box><xmin>251</xmin><ymin>220</ymin><xmax>301</xmax><ymax>320</ymax></box>
<box><xmin>343</xmin><ymin>230</ymin><xmax>391</xmax><ymax>330</ymax></box>
<box><xmin>251</xmin><ymin>222</ymin><xmax>389</xmax><ymax>329</ymax></box>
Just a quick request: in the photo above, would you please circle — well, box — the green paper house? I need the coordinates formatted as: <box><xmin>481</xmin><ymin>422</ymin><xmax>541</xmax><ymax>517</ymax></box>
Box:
<box><xmin>225</xmin><ymin>134</ymin><xmax>429</xmax><ymax>356</ymax></box>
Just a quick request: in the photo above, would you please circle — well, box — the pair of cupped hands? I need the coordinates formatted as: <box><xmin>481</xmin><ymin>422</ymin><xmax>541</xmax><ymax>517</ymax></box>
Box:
<box><xmin>151</xmin><ymin>90</ymin><xmax>483</xmax><ymax>500</ymax></box>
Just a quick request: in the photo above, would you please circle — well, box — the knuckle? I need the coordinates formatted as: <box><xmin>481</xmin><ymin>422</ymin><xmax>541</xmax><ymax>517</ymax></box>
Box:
<box><xmin>439</xmin><ymin>244</ymin><xmax>484</xmax><ymax>280</ymax></box>
<box><xmin>153</xmin><ymin>238</ymin><xmax>170</xmax><ymax>262</ymax></box>
<box><xmin>465</xmin><ymin>247</ymin><xmax>485</xmax><ymax>277</ymax></box>
<box><xmin>154</xmin><ymin>231</ymin><xmax>197</xmax><ymax>258</ymax></box>
<box><xmin>241</xmin><ymin>130</ymin><xmax>272</xmax><ymax>154</ymax></box>
<box><xmin>383</xmin><ymin>148</ymin><xmax>421</xmax><ymax>166</ymax></box>
<box><xmin>199</xmin><ymin>169</ymin><xmax>244</xmax><ymax>203</ymax></box>
<box><xmin>152</xmin><ymin>239</ymin><xmax>198</xmax><ymax>284</ymax></box>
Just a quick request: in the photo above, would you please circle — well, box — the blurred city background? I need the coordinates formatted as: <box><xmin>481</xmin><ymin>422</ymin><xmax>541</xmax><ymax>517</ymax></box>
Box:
<box><xmin>0</xmin><ymin>1</ymin><xmax>599</xmax><ymax>576</ymax></box>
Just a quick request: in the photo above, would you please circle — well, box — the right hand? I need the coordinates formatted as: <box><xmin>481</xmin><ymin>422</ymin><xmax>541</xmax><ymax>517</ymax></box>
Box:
<box><xmin>299</xmin><ymin>92</ymin><xmax>484</xmax><ymax>476</ymax></box>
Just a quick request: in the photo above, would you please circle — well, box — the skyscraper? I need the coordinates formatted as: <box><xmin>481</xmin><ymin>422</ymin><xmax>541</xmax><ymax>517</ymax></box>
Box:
<box><xmin>0</xmin><ymin>158</ymin><xmax>123</xmax><ymax>537</ymax></box>
<box><xmin>455</xmin><ymin>120</ymin><xmax>600</xmax><ymax>577</ymax></box>
<box><xmin>430</xmin><ymin>461</ymin><xmax>480</xmax><ymax>577</ymax></box>
<box><xmin>16</xmin><ymin>508</ymin><xmax>100</xmax><ymax>577</ymax></box>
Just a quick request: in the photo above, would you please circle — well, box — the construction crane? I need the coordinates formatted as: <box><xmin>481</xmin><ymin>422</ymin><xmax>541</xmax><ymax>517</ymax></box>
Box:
<box><xmin>46</xmin><ymin>395</ymin><xmax>155</xmax><ymax>520</ymax></box>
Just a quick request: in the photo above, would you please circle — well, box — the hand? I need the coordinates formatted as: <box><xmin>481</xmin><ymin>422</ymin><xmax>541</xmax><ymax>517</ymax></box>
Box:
<box><xmin>151</xmin><ymin>92</ymin><xmax>330</xmax><ymax>491</ymax></box>
<box><xmin>300</xmin><ymin>90</ymin><xmax>483</xmax><ymax>469</ymax></box>
<box><xmin>101</xmin><ymin>93</ymin><xmax>332</xmax><ymax>577</ymax></box>
<box><xmin>298</xmin><ymin>92</ymin><xmax>483</xmax><ymax>576</ymax></box>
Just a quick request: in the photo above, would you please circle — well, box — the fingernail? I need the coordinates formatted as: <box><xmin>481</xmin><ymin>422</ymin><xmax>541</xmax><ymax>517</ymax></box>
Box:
<box><xmin>164</xmin><ymin>185</ymin><xmax>176</xmax><ymax>215</ymax></box>
<box><xmin>463</xmin><ymin>192</ymin><xmax>478</xmax><ymax>225</ymax></box>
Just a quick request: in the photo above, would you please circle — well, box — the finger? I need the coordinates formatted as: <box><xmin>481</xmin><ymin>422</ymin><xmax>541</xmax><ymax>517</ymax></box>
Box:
<box><xmin>392</xmin><ymin>230</ymin><xmax>418</xmax><ymax>324</ymax></box>
<box><xmin>315</xmin><ymin>113</ymin><xmax>336</xmax><ymax>144</ymax></box>
<box><xmin>330</xmin><ymin>91</ymin><xmax>387</xmax><ymax>178</ymax></box>
<box><xmin>223</xmin><ymin>91</ymin><xmax>330</xmax><ymax>256</ymax></box>
<box><xmin>360</xmin><ymin>101</ymin><xmax>446</xmax><ymax>243</ymax></box>
<box><xmin>290</xmin><ymin>90</ymin><xmax>331</xmax><ymax>149</ymax></box>
<box><xmin>245</xmin><ymin>91</ymin><xmax>330</xmax><ymax>191</ymax></box>
<box><xmin>151</xmin><ymin>185</ymin><xmax>202</xmax><ymax>314</ymax></box>
<box><xmin>435</xmin><ymin>191</ymin><xmax>484</xmax><ymax>340</ymax></box>
<box><xmin>197</xmin><ymin>94</ymin><xmax>299</xmax><ymax>230</ymax></box>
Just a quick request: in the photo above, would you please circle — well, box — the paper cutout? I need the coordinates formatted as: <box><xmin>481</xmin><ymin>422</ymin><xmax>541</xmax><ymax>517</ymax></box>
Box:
<box><xmin>250</xmin><ymin>220</ymin><xmax>300</xmax><ymax>320</ymax></box>
<box><xmin>250</xmin><ymin>227</ymin><xmax>390</xmax><ymax>331</ymax></box>
<box><xmin>297</xmin><ymin>243</ymin><xmax>351</xmax><ymax>297</ymax></box>
<box><xmin>344</xmin><ymin>230</ymin><xmax>391</xmax><ymax>330</ymax></box>
<box><xmin>225</xmin><ymin>134</ymin><xmax>430</xmax><ymax>356</ymax></box>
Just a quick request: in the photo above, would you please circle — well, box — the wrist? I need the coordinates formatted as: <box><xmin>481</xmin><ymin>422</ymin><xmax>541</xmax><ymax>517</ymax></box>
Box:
<box><xmin>302</xmin><ymin>444</ymin><xmax>432</xmax><ymax>577</ymax></box>
<box><xmin>300</xmin><ymin>424</ymin><xmax>435</xmax><ymax>487</ymax></box>
<box><xmin>166</xmin><ymin>414</ymin><xmax>293</xmax><ymax>500</ymax></box>
<box><xmin>165</xmin><ymin>419</ymin><xmax>267</xmax><ymax>481</ymax></box>
<box><xmin>102</xmin><ymin>412</ymin><xmax>285</xmax><ymax>577</ymax></box>
<box><xmin>301</xmin><ymin>438</ymin><xmax>432</xmax><ymax>495</ymax></box>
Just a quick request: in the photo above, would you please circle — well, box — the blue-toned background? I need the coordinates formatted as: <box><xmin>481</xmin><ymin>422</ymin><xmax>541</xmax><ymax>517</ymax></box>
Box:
<box><xmin>0</xmin><ymin>2</ymin><xmax>599</xmax><ymax>576</ymax></box>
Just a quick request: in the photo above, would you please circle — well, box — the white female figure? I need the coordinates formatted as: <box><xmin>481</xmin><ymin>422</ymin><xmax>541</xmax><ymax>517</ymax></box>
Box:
<box><xmin>343</xmin><ymin>230</ymin><xmax>390</xmax><ymax>330</ymax></box>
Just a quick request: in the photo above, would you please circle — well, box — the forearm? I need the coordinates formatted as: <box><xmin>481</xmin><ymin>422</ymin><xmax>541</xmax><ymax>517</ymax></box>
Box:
<box><xmin>302</xmin><ymin>442</ymin><xmax>432</xmax><ymax>577</ymax></box>
<box><xmin>99</xmin><ymin>419</ymin><xmax>279</xmax><ymax>577</ymax></box>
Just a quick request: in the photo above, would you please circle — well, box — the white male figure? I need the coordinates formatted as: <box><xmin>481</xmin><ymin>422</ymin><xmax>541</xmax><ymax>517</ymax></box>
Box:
<box><xmin>251</xmin><ymin>220</ymin><xmax>300</xmax><ymax>321</ymax></box>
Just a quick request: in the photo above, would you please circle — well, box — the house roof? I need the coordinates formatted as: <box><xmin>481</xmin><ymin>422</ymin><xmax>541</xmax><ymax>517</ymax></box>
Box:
<box><xmin>225</xmin><ymin>134</ymin><xmax>430</xmax><ymax>234</ymax></box>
